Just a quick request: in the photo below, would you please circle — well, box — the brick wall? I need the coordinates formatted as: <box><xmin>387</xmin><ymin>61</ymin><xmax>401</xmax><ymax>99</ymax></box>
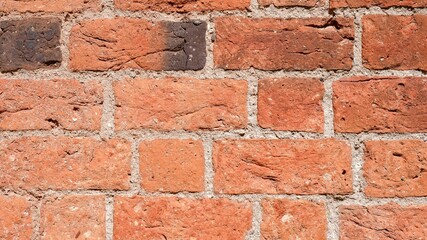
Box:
<box><xmin>0</xmin><ymin>0</ymin><xmax>427</xmax><ymax>239</ymax></box>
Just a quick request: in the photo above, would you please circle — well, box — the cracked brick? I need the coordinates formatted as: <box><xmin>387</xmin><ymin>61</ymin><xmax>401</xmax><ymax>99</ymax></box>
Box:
<box><xmin>214</xmin><ymin>17</ymin><xmax>354</xmax><ymax>70</ymax></box>
<box><xmin>213</xmin><ymin>139</ymin><xmax>352</xmax><ymax>195</ymax></box>
<box><xmin>0</xmin><ymin>18</ymin><xmax>62</xmax><ymax>72</ymax></box>
<box><xmin>69</xmin><ymin>18</ymin><xmax>206</xmax><ymax>71</ymax></box>
<box><xmin>115</xmin><ymin>0</ymin><xmax>250</xmax><ymax>12</ymax></box>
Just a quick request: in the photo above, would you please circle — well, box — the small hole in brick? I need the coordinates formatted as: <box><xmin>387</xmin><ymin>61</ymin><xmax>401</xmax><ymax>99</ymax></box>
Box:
<box><xmin>398</xmin><ymin>83</ymin><xmax>405</xmax><ymax>87</ymax></box>
<box><xmin>73</xmin><ymin>107</ymin><xmax>79</xmax><ymax>111</ymax></box>
<box><xmin>393</xmin><ymin>152</ymin><xmax>403</xmax><ymax>157</ymax></box>
<box><xmin>342</xmin><ymin>169</ymin><xmax>346</xmax><ymax>175</ymax></box>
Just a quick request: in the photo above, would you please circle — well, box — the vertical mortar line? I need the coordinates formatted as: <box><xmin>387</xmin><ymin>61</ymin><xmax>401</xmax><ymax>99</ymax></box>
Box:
<box><xmin>203</xmin><ymin>138</ymin><xmax>214</xmax><ymax>196</ymax></box>
<box><xmin>250</xmin><ymin>0</ymin><xmax>260</xmax><ymax>12</ymax></box>
<box><xmin>32</xmin><ymin>198</ymin><xmax>42</xmax><ymax>240</ymax></box>
<box><xmin>246</xmin><ymin>199</ymin><xmax>262</xmax><ymax>240</ymax></box>
<box><xmin>59</xmin><ymin>11</ymin><xmax>73</xmax><ymax>73</ymax></box>
<box><xmin>105</xmin><ymin>195</ymin><xmax>114</xmax><ymax>240</ymax></box>
<box><xmin>350</xmin><ymin>138</ymin><xmax>367</xmax><ymax>197</ymax></box>
<box><xmin>326</xmin><ymin>200</ymin><xmax>340</xmax><ymax>240</ymax></box>
<box><xmin>204</xmin><ymin>15</ymin><xmax>215</xmax><ymax>73</ymax></box>
<box><xmin>100</xmin><ymin>79</ymin><xmax>116</xmax><ymax>139</ymax></box>
<box><xmin>101</xmin><ymin>0</ymin><xmax>116</xmax><ymax>13</ymax></box>
<box><xmin>323</xmin><ymin>78</ymin><xmax>335</xmax><ymax>137</ymax></box>
<box><xmin>247</xmin><ymin>75</ymin><xmax>260</xmax><ymax>130</ymax></box>
<box><xmin>130</xmin><ymin>138</ymin><xmax>142</xmax><ymax>193</ymax></box>
<box><xmin>353</xmin><ymin>13</ymin><xmax>364</xmax><ymax>72</ymax></box>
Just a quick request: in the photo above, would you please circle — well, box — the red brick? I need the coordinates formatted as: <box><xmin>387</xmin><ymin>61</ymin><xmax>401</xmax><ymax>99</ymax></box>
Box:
<box><xmin>114</xmin><ymin>196</ymin><xmax>252</xmax><ymax>239</ymax></box>
<box><xmin>69</xmin><ymin>18</ymin><xmax>206</xmax><ymax>71</ymax></box>
<box><xmin>340</xmin><ymin>204</ymin><xmax>427</xmax><ymax>240</ymax></box>
<box><xmin>115</xmin><ymin>0</ymin><xmax>250</xmax><ymax>12</ymax></box>
<box><xmin>0</xmin><ymin>195</ymin><xmax>32</xmax><ymax>240</ymax></box>
<box><xmin>0</xmin><ymin>137</ymin><xmax>131</xmax><ymax>190</ymax></box>
<box><xmin>40</xmin><ymin>195</ymin><xmax>105</xmax><ymax>239</ymax></box>
<box><xmin>213</xmin><ymin>139</ymin><xmax>352</xmax><ymax>194</ymax></box>
<box><xmin>333</xmin><ymin>77</ymin><xmax>427</xmax><ymax>133</ymax></box>
<box><xmin>364</xmin><ymin>140</ymin><xmax>427</xmax><ymax>197</ymax></box>
<box><xmin>260</xmin><ymin>0</ymin><xmax>324</xmax><ymax>7</ymax></box>
<box><xmin>139</xmin><ymin>139</ymin><xmax>205</xmax><ymax>193</ymax></box>
<box><xmin>0</xmin><ymin>0</ymin><xmax>100</xmax><ymax>13</ymax></box>
<box><xmin>258</xmin><ymin>78</ymin><xmax>324</xmax><ymax>132</ymax></box>
<box><xmin>214</xmin><ymin>17</ymin><xmax>354</xmax><ymax>70</ymax></box>
<box><xmin>0</xmin><ymin>80</ymin><xmax>103</xmax><ymax>131</ymax></box>
<box><xmin>363</xmin><ymin>15</ymin><xmax>427</xmax><ymax>70</ymax></box>
<box><xmin>261</xmin><ymin>199</ymin><xmax>327</xmax><ymax>239</ymax></box>
<box><xmin>331</xmin><ymin>0</ymin><xmax>427</xmax><ymax>8</ymax></box>
<box><xmin>114</xmin><ymin>78</ymin><xmax>247</xmax><ymax>131</ymax></box>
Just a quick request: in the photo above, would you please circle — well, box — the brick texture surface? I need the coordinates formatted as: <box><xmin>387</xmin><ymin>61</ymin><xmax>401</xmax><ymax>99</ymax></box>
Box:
<box><xmin>115</xmin><ymin>0</ymin><xmax>250</xmax><ymax>12</ymax></box>
<box><xmin>0</xmin><ymin>0</ymin><xmax>100</xmax><ymax>13</ymax></box>
<box><xmin>331</xmin><ymin>0</ymin><xmax>427</xmax><ymax>8</ymax></box>
<box><xmin>0</xmin><ymin>195</ymin><xmax>32</xmax><ymax>240</ymax></box>
<box><xmin>260</xmin><ymin>0</ymin><xmax>324</xmax><ymax>7</ymax></box>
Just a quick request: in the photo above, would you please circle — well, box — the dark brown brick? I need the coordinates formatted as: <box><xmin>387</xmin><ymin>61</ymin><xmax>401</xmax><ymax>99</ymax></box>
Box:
<box><xmin>0</xmin><ymin>18</ymin><xmax>62</xmax><ymax>72</ymax></box>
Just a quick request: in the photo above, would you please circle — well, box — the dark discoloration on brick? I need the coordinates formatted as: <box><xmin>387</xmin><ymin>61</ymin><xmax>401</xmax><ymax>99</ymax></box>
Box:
<box><xmin>163</xmin><ymin>20</ymin><xmax>207</xmax><ymax>70</ymax></box>
<box><xmin>0</xmin><ymin>18</ymin><xmax>62</xmax><ymax>72</ymax></box>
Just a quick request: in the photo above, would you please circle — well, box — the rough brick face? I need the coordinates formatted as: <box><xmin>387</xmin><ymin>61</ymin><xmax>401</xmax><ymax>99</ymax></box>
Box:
<box><xmin>214</xmin><ymin>17</ymin><xmax>354</xmax><ymax>70</ymax></box>
<box><xmin>0</xmin><ymin>137</ymin><xmax>131</xmax><ymax>190</ymax></box>
<box><xmin>114</xmin><ymin>78</ymin><xmax>248</xmax><ymax>131</ymax></box>
<box><xmin>364</xmin><ymin>140</ymin><xmax>427</xmax><ymax>198</ymax></box>
<box><xmin>0</xmin><ymin>79</ymin><xmax>103</xmax><ymax>131</ymax></box>
<box><xmin>260</xmin><ymin>0</ymin><xmax>324</xmax><ymax>7</ymax></box>
<box><xmin>331</xmin><ymin>0</ymin><xmax>427</xmax><ymax>8</ymax></box>
<box><xmin>139</xmin><ymin>139</ymin><xmax>205</xmax><ymax>193</ymax></box>
<box><xmin>40</xmin><ymin>195</ymin><xmax>105</xmax><ymax>239</ymax></box>
<box><xmin>363</xmin><ymin>15</ymin><xmax>427</xmax><ymax>71</ymax></box>
<box><xmin>69</xmin><ymin>18</ymin><xmax>206</xmax><ymax>71</ymax></box>
<box><xmin>340</xmin><ymin>204</ymin><xmax>427</xmax><ymax>240</ymax></box>
<box><xmin>333</xmin><ymin>77</ymin><xmax>427</xmax><ymax>133</ymax></box>
<box><xmin>114</xmin><ymin>196</ymin><xmax>252</xmax><ymax>239</ymax></box>
<box><xmin>0</xmin><ymin>195</ymin><xmax>32</xmax><ymax>240</ymax></box>
<box><xmin>0</xmin><ymin>0</ymin><xmax>100</xmax><ymax>13</ymax></box>
<box><xmin>213</xmin><ymin>139</ymin><xmax>352</xmax><ymax>194</ymax></box>
<box><xmin>261</xmin><ymin>199</ymin><xmax>327</xmax><ymax>240</ymax></box>
<box><xmin>0</xmin><ymin>18</ymin><xmax>62</xmax><ymax>72</ymax></box>
<box><xmin>258</xmin><ymin>78</ymin><xmax>324</xmax><ymax>132</ymax></box>
<box><xmin>115</xmin><ymin>0</ymin><xmax>250</xmax><ymax>12</ymax></box>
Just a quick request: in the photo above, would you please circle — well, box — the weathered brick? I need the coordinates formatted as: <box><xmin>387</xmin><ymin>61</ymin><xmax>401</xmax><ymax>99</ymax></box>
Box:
<box><xmin>331</xmin><ymin>0</ymin><xmax>427</xmax><ymax>8</ymax></box>
<box><xmin>114</xmin><ymin>196</ymin><xmax>252</xmax><ymax>239</ymax></box>
<box><xmin>258</xmin><ymin>78</ymin><xmax>324</xmax><ymax>132</ymax></box>
<box><xmin>261</xmin><ymin>199</ymin><xmax>327</xmax><ymax>239</ymax></box>
<box><xmin>0</xmin><ymin>137</ymin><xmax>131</xmax><ymax>190</ymax></box>
<box><xmin>0</xmin><ymin>195</ymin><xmax>32</xmax><ymax>240</ymax></box>
<box><xmin>139</xmin><ymin>139</ymin><xmax>205</xmax><ymax>193</ymax></box>
<box><xmin>40</xmin><ymin>195</ymin><xmax>105</xmax><ymax>239</ymax></box>
<box><xmin>214</xmin><ymin>17</ymin><xmax>354</xmax><ymax>70</ymax></box>
<box><xmin>0</xmin><ymin>0</ymin><xmax>100</xmax><ymax>13</ymax></box>
<box><xmin>115</xmin><ymin>0</ymin><xmax>250</xmax><ymax>12</ymax></box>
<box><xmin>213</xmin><ymin>139</ymin><xmax>352</xmax><ymax>194</ymax></box>
<box><xmin>0</xmin><ymin>79</ymin><xmax>103</xmax><ymax>131</ymax></box>
<box><xmin>364</xmin><ymin>140</ymin><xmax>427</xmax><ymax>197</ymax></box>
<box><xmin>69</xmin><ymin>18</ymin><xmax>206</xmax><ymax>71</ymax></box>
<box><xmin>0</xmin><ymin>18</ymin><xmax>62</xmax><ymax>72</ymax></box>
<box><xmin>340</xmin><ymin>204</ymin><xmax>427</xmax><ymax>240</ymax></box>
<box><xmin>260</xmin><ymin>0</ymin><xmax>324</xmax><ymax>7</ymax></box>
<box><xmin>114</xmin><ymin>78</ymin><xmax>247</xmax><ymax>131</ymax></box>
<box><xmin>363</xmin><ymin>15</ymin><xmax>427</xmax><ymax>70</ymax></box>
<box><xmin>333</xmin><ymin>77</ymin><xmax>427</xmax><ymax>133</ymax></box>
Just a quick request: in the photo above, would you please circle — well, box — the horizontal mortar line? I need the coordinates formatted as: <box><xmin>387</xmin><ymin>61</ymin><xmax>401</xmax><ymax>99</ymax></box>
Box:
<box><xmin>2</xmin><ymin>69</ymin><xmax>427</xmax><ymax>82</ymax></box>
<box><xmin>2</xmin><ymin>189</ymin><xmax>427</xmax><ymax>205</ymax></box>
<box><xmin>3</xmin><ymin>6</ymin><xmax>427</xmax><ymax>21</ymax></box>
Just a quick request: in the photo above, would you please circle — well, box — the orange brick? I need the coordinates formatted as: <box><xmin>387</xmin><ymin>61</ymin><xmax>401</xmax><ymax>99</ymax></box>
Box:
<box><xmin>0</xmin><ymin>0</ymin><xmax>100</xmax><ymax>13</ymax></box>
<box><xmin>364</xmin><ymin>140</ymin><xmax>427</xmax><ymax>197</ymax></box>
<box><xmin>0</xmin><ymin>137</ymin><xmax>131</xmax><ymax>190</ymax></box>
<box><xmin>0</xmin><ymin>80</ymin><xmax>103</xmax><ymax>131</ymax></box>
<box><xmin>114</xmin><ymin>78</ymin><xmax>247</xmax><ymax>131</ymax></box>
<box><xmin>331</xmin><ymin>0</ymin><xmax>427</xmax><ymax>8</ymax></box>
<box><xmin>260</xmin><ymin>0</ymin><xmax>324</xmax><ymax>7</ymax></box>
<box><xmin>0</xmin><ymin>195</ymin><xmax>32</xmax><ymax>240</ymax></box>
<box><xmin>213</xmin><ymin>139</ymin><xmax>352</xmax><ymax>194</ymax></box>
<box><xmin>261</xmin><ymin>199</ymin><xmax>327</xmax><ymax>239</ymax></box>
<box><xmin>333</xmin><ymin>77</ymin><xmax>427</xmax><ymax>133</ymax></box>
<box><xmin>258</xmin><ymin>78</ymin><xmax>324</xmax><ymax>132</ymax></box>
<box><xmin>40</xmin><ymin>195</ymin><xmax>105</xmax><ymax>239</ymax></box>
<box><xmin>114</xmin><ymin>196</ymin><xmax>252</xmax><ymax>239</ymax></box>
<box><xmin>340</xmin><ymin>204</ymin><xmax>427</xmax><ymax>239</ymax></box>
<box><xmin>139</xmin><ymin>139</ymin><xmax>205</xmax><ymax>193</ymax></box>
